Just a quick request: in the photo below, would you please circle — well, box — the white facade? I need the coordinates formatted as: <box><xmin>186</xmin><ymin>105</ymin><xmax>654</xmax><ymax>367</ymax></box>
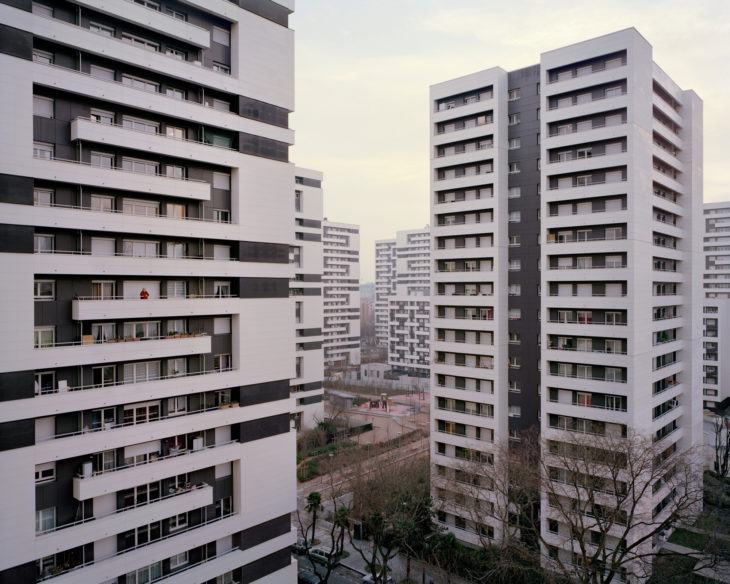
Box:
<box><xmin>322</xmin><ymin>221</ymin><xmax>361</xmax><ymax>369</ymax></box>
<box><xmin>0</xmin><ymin>2</ymin><xmax>297</xmax><ymax>582</ymax></box>
<box><xmin>386</xmin><ymin>228</ymin><xmax>432</xmax><ymax>376</ymax></box>
<box><xmin>291</xmin><ymin>168</ymin><xmax>325</xmax><ymax>429</ymax></box>
<box><xmin>702</xmin><ymin>202</ymin><xmax>730</xmax><ymax>408</ymax></box>
<box><xmin>374</xmin><ymin>238</ymin><xmax>397</xmax><ymax>347</ymax></box>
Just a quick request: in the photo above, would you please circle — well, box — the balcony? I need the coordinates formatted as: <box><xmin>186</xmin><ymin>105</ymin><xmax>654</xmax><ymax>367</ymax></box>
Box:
<box><xmin>72</xmin><ymin>295</ymin><xmax>240</xmax><ymax>321</ymax></box>
<box><xmin>71</xmin><ymin>117</ymin><xmax>240</xmax><ymax>168</ymax></box>
<box><xmin>73</xmin><ymin>440</ymin><xmax>241</xmax><ymax>500</ymax></box>
<box><xmin>32</xmin><ymin>156</ymin><xmax>209</xmax><ymax>200</ymax></box>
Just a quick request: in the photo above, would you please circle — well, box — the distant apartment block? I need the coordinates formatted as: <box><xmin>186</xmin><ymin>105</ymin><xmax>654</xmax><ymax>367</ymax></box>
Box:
<box><xmin>374</xmin><ymin>239</ymin><xmax>397</xmax><ymax>347</ymax></box>
<box><xmin>322</xmin><ymin>221</ymin><xmax>361</xmax><ymax>369</ymax></box>
<box><xmin>386</xmin><ymin>228</ymin><xmax>431</xmax><ymax>377</ymax></box>
<box><xmin>430</xmin><ymin>29</ymin><xmax>703</xmax><ymax>578</ymax></box>
<box><xmin>703</xmin><ymin>202</ymin><xmax>730</xmax><ymax>408</ymax></box>
<box><xmin>292</xmin><ymin>169</ymin><xmax>325</xmax><ymax>429</ymax></box>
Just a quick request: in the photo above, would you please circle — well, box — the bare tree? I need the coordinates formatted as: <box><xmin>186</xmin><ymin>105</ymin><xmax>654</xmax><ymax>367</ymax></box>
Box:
<box><xmin>712</xmin><ymin>413</ymin><xmax>730</xmax><ymax>478</ymax></box>
<box><xmin>445</xmin><ymin>431</ymin><xmax>707</xmax><ymax>584</ymax></box>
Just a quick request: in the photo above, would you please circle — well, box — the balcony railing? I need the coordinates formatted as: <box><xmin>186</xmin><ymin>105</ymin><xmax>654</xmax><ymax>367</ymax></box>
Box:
<box><xmin>547</xmin><ymin>344</ymin><xmax>626</xmax><ymax>355</ymax></box>
<box><xmin>436</xmin><ymin>405</ymin><xmax>493</xmax><ymax>418</ymax></box>
<box><xmin>549</xmin><ymin>371</ymin><xmax>627</xmax><ymax>383</ymax></box>
<box><xmin>548</xmin><ymin>148</ymin><xmax>627</xmax><ymax>163</ymax></box>
<box><xmin>34</xmin><ymin>249</ymin><xmax>237</xmax><ymax>261</ymax></box>
<box><xmin>547</xmin><ymin>319</ymin><xmax>626</xmax><ymax>326</ymax></box>
<box><xmin>33</xmin><ymin>201</ymin><xmax>232</xmax><ymax>224</ymax></box>
<box><xmin>548</xmin><ymin>119</ymin><xmax>627</xmax><ymax>138</ymax></box>
<box><xmin>547</xmin><ymin>90</ymin><xmax>628</xmax><ymax>111</ymax></box>
<box><xmin>34</xmin><ymin>333</ymin><xmax>207</xmax><ymax>350</ymax></box>
<box><xmin>548</xmin><ymin>178</ymin><xmax>626</xmax><ymax>191</ymax></box>
<box><xmin>548</xmin><ymin>397</ymin><xmax>627</xmax><ymax>412</ymax></box>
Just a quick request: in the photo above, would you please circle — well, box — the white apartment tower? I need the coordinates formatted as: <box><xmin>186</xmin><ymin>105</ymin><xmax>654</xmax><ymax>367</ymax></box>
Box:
<box><xmin>702</xmin><ymin>202</ymin><xmax>730</xmax><ymax>408</ymax></box>
<box><xmin>386</xmin><ymin>228</ymin><xmax>431</xmax><ymax>377</ymax></box>
<box><xmin>430</xmin><ymin>29</ymin><xmax>703</xmax><ymax>577</ymax></box>
<box><xmin>0</xmin><ymin>1</ymin><xmax>298</xmax><ymax>582</ymax></box>
<box><xmin>291</xmin><ymin>169</ymin><xmax>325</xmax><ymax>429</ymax></box>
<box><xmin>322</xmin><ymin>221</ymin><xmax>361</xmax><ymax>370</ymax></box>
<box><xmin>374</xmin><ymin>238</ymin><xmax>396</xmax><ymax>347</ymax></box>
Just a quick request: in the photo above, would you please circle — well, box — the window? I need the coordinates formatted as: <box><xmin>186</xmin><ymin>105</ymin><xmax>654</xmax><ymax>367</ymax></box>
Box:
<box><xmin>212</xmin><ymin>26</ymin><xmax>231</xmax><ymax>46</ymax></box>
<box><xmin>35</xmin><ymin>462</ymin><xmax>55</xmax><ymax>483</ymax></box>
<box><xmin>34</xmin><ymin>234</ymin><xmax>54</xmax><ymax>253</ymax></box>
<box><xmin>122</xmin><ymin>74</ymin><xmax>159</xmax><ymax>93</ymax></box>
<box><xmin>295</xmin><ymin>301</ymin><xmax>303</xmax><ymax>323</ymax></box>
<box><xmin>214</xmin><ymin>317</ymin><xmax>231</xmax><ymax>334</ymax></box>
<box><xmin>508</xmin><ymin>186</ymin><xmax>521</xmax><ymax>199</ymax></box>
<box><xmin>205</xmin><ymin>97</ymin><xmax>229</xmax><ymax>111</ymax></box>
<box><xmin>33</xmin><ymin>96</ymin><xmax>54</xmax><ymax>118</ymax></box>
<box><xmin>606</xmin><ymin>255</ymin><xmax>623</xmax><ymax>268</ymax></box>
<box><xmin>36</xmin><ymin>508</ymin><xmax>55</xmax><ymax>534</ymax></box>
<box><xmin>91</xmin><ymin>152</ymin><xmax>114</xmax><ymax>168</ymax></box>
<box><xmin>548</xmin><ymin>519</ymin><xmax>559</xmax><ymax>534</ymax></box>
<box><xmin>509</xmin><ymin>405</ymin><xmax>522</xmax><ymax>417</ymax></box>
<box><xmin>32</xmin><ymin>49</ymin><xmax>53</xmax><ymax>64</ymax></box>
<box><xmin>212</xmin><ymin>62</ymin><xmax>231</xmax><ymax>75</ymax></box>
<box><xmin>34</xmin><ymin>327</ymin><xmax>55</xmax><ymax>348</ymax></box>
<box><xmin>213</xmin><ymin>209</ymin><xmax>230</xmax><ymax>223</ymax></box>
<box><xmin>165</xmin><ymin>165</ymin><xmax>185</xmax><ymax>179</ymax></box>
<box><xmin>168</xmin><ymin>395</ymin><xmax>186</xmax><ymax>414</ymax></box>
<box><xmin>90</xmin><ymin>109</ymin><xmax>114</xmax><ymax>125</ymax></box>
<box><xmin>123</xmin><ymin>361</ymin><xmax>160</xmax><ymax>383</ymax></box>
<box><xmin>165</xmin><ymin>7</ymin><xmax>186</xmax><ymax>20</ymax></box>
<box><xmin>213</xmin><ymin>244</ymin><xmax>230</xmax><ymax>260</ymax></box>
<box><xmin>90</xmin><ymin>237</ymin><xmax>115</xmax><ymax>256</ymax></box>
<box><xmin>122</xmin><ymin>116</ymin><xmax>159</xmax><ymax>134</ymax></box>
<box><xmin>32</xmin><ymin>2</ymin><xmax>53</xmax><ymax>16</ymax></box>
<box><xmin>165</xmin><ymin>125</ymin><xmax>184</xmax><ymax>140</ymax></box>
<box><xmin>167</xmin><ymin>280</ymin><xmax>185</xmax><ymax>298</ymax></box>
<box><xmin>90</xmin><ymin>65</ymin><xmax>114</xmax><ymax>80</ymax></box>
<box><xmin>167</xmin><ymin>319</ymin><xmax>185</xmax><ymax>334</ymax></box>
<box><xmin>508</xmin><ymin>88</ymin><xmax>520</xmax><ymax>100</ymax></box>
<box><xmin>215</xmin><ymin>354</ymin><xmax>231</xmax><ymax>371</ymax></box>
<box><xmin>295</xmin><ymin>190</ymin><xmax>303</xmax><ymax>212</ymax></box>
<box><xmin>166</xmin><ymin>242</ymin><xmax>185</xmax><ymax>259</ymax></box>
<box><xmin>508</xmin><ymin>211</ymin><xmax>521</xmax><ymax>222</ymax></box>
<box><xmin>91</xmin><ymin>323</ymin><xmax>116</xmax><ymax>342</ymax></box>
<box><xmin>122</xmin><ymin>199</ymin><xmax>158</xmax><ymax>217</ymax></box>
<box><xmin>123</xmin><ymin>321</ymin><xmax>160</xmax><ymax>340</ymax></box>
<box><xmin>91</xmin><ymin>281</ymin><xmax>115</xmax><ymax>299</ymax></box>
<box><xmin>508</xmin><ymin>283</ymin><xmax>521</xmax><ymax>296</ymax></box>
<box><xmin>508</xmin><ymin>162</ymin><xmax>520</xmax><ymax>174</ymax></box>
<box><xmin>213</xmin><ymin>172</ymin><xmax>231</xmax><ymax>190</ymax></box>
<box><xmin>508</xmin><ymin>308</ymin><xmax>521</xmax><ymax>320</ymax></box>
<box><xmin>89</xmin><ymin>22</ymin><xmax>114</xmax><ymax>36</ymax></box>
<box><xmin>168</xmin><ymin>515</ymin><xmax>188</xmax><ymax>533</ymax></box>
<box><xmin>92</xmin><ymin>365</ymin><xmax>115</xmax><ymax>388</ymax></box>
<box><xmin>166</xmin><ymin>203</ymin><xmax>185</xmax><ymax>219</ymax></box>
<box><xmin>508</xmin><ymin>235</ymin><xmax>520</xmax><ymax>247</ymax></box>
<box><xmin>134</xmin><ymin>0</ymin><xmax>160</xmax><ymax>8</ymax></box>
<box><xmin>123</xmin><ymin>158</ymin><xmax>158</xmax><ymax>175</ymax></box>
<box><xmin>33</xmin><ymin>188</ymin><xmax>54</xmax><ymax>206</ymax></box>
<box><xmin>215</xmin><ymin>496</ymin><xmax>232</xmax><ymax>517</ymax></box>
<box><xmin>123</xmin><ymin>402</ymin><xmax>160</xmax><ymax>425</ymax></box>
<box><xmin>121</xmin><ymin>33</ymin><xmax>159</xmax><ymax>52</ymax></box>
<box><xmin>166</xmin><ymin>47</ymin><xmax>186</xmax><ymax>60</ymax></box>
<box><xmin>125</xmin><ymin>563</ymin><xmax>163</xmax><ymax>584</ymax></box>
<box><xmin>508</xmin><ymin>137</ymin><xmax>521</xmax><ymax>149</ymax></box>
<box><xmin>166</xmin><ymin>87</ymin><xmax>185</xmax><ymax>100</ymax></box>
<box><xmin>169</xmin><ymin>551</ymin><xmax>188</xmax><ymax>570</ymax></box>
<box><xmin>167</xmin><ymin>358</ymin><xmax>186</xmax><ymax>377</ymax></box>
<box><xmin>508</xmin><ymin>113</ymin><xmax>520</xmax><ymax>125</ymax></box>
<box><xmin>123</xmin><ymin>240</ymin><xmax>158</xmax><ymax>257</ymax></box>
<box><xmin>34</xmin><ymin>371</ymin><xmax>55</xmax><ymax>395</ymax></box>
<box><xmin>214</xmin><ymin>281</ymin><xmax>231</xmax><ymax>297</ymax></box>
<box><xmin>204</xmin><ymin>129</ymin><xmax>233</xmax><ymax>148</ymax></box>
<box><xmin>33</xmin><ymin>142</ymin><xmax>53</xmax><ymax>160</ymax></box>
<box><xmin>295</xmin><ymin>356</ymin><xmax>303</xmax><ymax>378</ymax></box>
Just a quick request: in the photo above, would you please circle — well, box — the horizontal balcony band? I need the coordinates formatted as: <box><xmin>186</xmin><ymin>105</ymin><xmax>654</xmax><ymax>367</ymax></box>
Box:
<box><xmin>72</xmin><ymin>296</ymin><xmax>242</xmax><ymax>320</ymax></box>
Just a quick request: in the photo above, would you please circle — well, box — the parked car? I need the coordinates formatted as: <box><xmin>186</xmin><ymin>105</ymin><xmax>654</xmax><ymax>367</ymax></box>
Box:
<box><xmin>292</xmin><ymin>539</ymin><xmax>310</xmax><ymax>555</ymax></box>
<box><xmin>361</xmin><ymin>573</ymin><xmax>394</xmax><ymax>583</ymax></box>
<box><xmin>309</xmin><ymin>547</ymin><xmax>341</xmax><ymax>566</ymax></box>
<box><xmin>298</xmin><ymin>570</ymin><xmax>320</xmax><ymax>584</ymax></box>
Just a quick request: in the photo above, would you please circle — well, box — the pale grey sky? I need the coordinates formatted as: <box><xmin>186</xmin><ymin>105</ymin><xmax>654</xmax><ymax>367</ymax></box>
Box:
<box><xmin>290</xmin><ymin>0</ymin><xmax>730</xmax><ymax>282</ymax></box>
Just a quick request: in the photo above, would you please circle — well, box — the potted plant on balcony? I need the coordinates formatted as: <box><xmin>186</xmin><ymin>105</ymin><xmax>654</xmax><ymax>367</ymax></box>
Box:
<box><xmin>230</xmin><ymin>401</ymin><xmax>239</xmax><ymax>408</ymax></box>
<box><xmin>220</xmin><ymin>401</ymin><xmax>230</xmax><ymax>409</ymax></box>
<box><xmin>194</xmin><ymin>329</ymin><xmax>204</xmax><ymax>337</ymax></box>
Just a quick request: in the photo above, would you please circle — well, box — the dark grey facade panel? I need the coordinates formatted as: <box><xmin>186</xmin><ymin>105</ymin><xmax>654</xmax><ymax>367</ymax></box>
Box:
<box><xmin>300</xmin><ymin>381</ymin><xmax>322</xmax><ymax>392</ymax></box>
<box><xmin>299</xmin><ymin>342</ymin><xmax>322</xmax><ymax>351</ymax></box>
<box><xmin>236</xmin><ymin>413</ymin><xmax>290</xmax><ymax>444</ymax></box>
<box><xmin>295</xmin><ymin>176</ymin><xmax>322</xmax><ymax>188</ymax></box>
<box><xmin>0</xmin><ymin>0</ymin><xmax>30</xmax><ymax>10</ymax></box>
<box><xmin>239</xmin><ymin>514</ymin><xmax>291</xmax><ymax>551</ymax></box>
<box><xmin>239</xmin><ymin>277</ymin><xmax>289</xmax><ymax>298</ymax></box>
<box><xmin>0</xmin><ymin>419</ymin><xmax>34</xmax><ymax>451</ymax></box>
<box><xmin>298</xmin><ymin>394</ymin><xmax>323</xmax><ymax>406</ymax></box>
<box><xmin>296</xmin><ymin>219</ymin><xmax>322</xmax><ymax>228</ymax></box>
<box><xmin>237</xmin><ymin>0</ymin><xmax>290</xmax><ymax>27</ymax></box>
<box><xmin>238</xmin><ymin>132</ymin><xmax>289</xmax><ymax>162</ymax></box>
<box><xmin>301</xmin><ymin>288</ymin><xmax>321</xmax><ymax>296</ymax></box>
<box><xmin>297</xmin><ymin>232</ymin><xmax>321</xmax><ymax>242</ymax></box>
<box><xmin>238</xmin><ymin>241</ymin><xmax>289</xmax><ymax>263</ymax></box>
<box><xmin>0</xmin><ymin>371</ymin><xmax>34</xmax><ymax>402</ymax></box>
<box><xmin>237</xmin><ymin>380</ymin><xmax>290</xmax><ymax>407</ymax></box>
<box><xmin>0</xmin><ymin>224</ymin><xmax>33</xmax><ymax>253</ymax></box>
<box><xmin>238</xmin><ymin>96</ymin><xmax>289</xmax><ymax>128</ymax></box>
<box><xmin>296</xmin><ymin>274</ymin><xmax>322</xmax><ymax>282</ymax></box>
<box><xmin>241</xmin><ymin>548</ymin><xmax>291</xmax><ymax>584</ymax></box>
<box><xmin>0</xmin><ymin>174</ymin><xmax>33</xmax><ymax>205</ymax></box>
<box><xmin>0</xmin><ymin>562</ymin><xmax>35</xmax><ymax>584</ymax></box>
<box><xmin>298</xmin><ymin>328</ymin><xmax>322</xmax><ymax>337</ymax></box>
<box><xmin>0</xmin><ymin>23</ymin><xmax>32</xmax><ymax>61</ymax></box>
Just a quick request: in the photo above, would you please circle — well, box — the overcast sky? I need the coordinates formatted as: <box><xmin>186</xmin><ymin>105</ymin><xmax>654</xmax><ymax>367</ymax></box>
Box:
<box><xmin>289</xmin><ymin>0</ymin><xmax>730</xmax><ymax>283</ymax></box>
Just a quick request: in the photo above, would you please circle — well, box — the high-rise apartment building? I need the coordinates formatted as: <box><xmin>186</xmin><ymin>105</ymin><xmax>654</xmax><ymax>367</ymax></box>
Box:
<box><xmin>430</xmin><ymin>29</ymin><xmax>703</xmax><ymax>577</ymax></box>
<box><xmin>374</xmin><ymin>239</ymin><xmax>397</xmax><ymax>347</ymax></box>
<box><xmin>702</xmin><ymin>202</ymin><xmax>730</xmax><ymax>408</ymax></box>
<box><xmin>291</xmin><ymin>169</ymin><xmax>324</xmax><ymax>429</ymax></box>
<box><xmin>322</xmin><ymin>221</ymin><xmax>360</xmax><ymax>370</ymax></box>
<box><xmin>0</xmin><ymin>1</ymin><xmax>298</xmax><ymax>582</ymax></box>
<box><xmin>386</xmin><ymin>228</ymin><xmax>431</xmax><ymax>377</ymax></box>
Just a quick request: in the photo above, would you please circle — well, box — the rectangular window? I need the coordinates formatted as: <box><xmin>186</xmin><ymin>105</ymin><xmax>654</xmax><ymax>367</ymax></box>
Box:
<box><xmin>91</xmin><ymin>281</ymin><xmax>115</xmax><ymax>299</ymax></box>
<box><xmin>166</xmin><ymin>203</ymin><xmax>185</xmax><ymax>219</ymax></box>
<box><xmin>215</xmin><ymin>354</ymin><xmax>231</xmax><ymax>371</ymax></box>
<box><xmin>122</xmin><ymin>74</ymin><xmax>159</xmax><ymax>93</ymax></box>
<box><xmin>34</xmin><ymin>188</ymin><xmax>53</xmax><ymax>207</ymax></box>
<box><xmin>166</xmin><ymin>87</ymin><xmax>185</xmax><ymax>100</ymax></box>
<box><xmin>213</xmin><ymin>209</ymin><xmax>230</xmax><ymax>223</ymax></box>
<box><xmin>167</xmin><ymin>319</ymin><xmax>185</xmax><ymax>334</ymax></box>
<box><xmin>168</xmin><ymin>395</ymin><xmax>186</xmax><ymax>415</ymax></box>
<box><xmin>508</xmin><ymin>162</ymin><xmax>520</xmax><ymax>174</ymax></box>
<box><xmin>166</xmin><ymin>47</ymin><xmax>186</xmax><ymax>60</ymax></box>
<box><xmin>123</xmin><ymin>199</ymin><xmax>158</xmax><ymax>216</ymax></box>
<box><xmin>32</xmin><ymin>49</ymin><xmax>53</xmax><ymax>64</ymax></box>
<box><xmin>34</xmin><ymin>326</ymin><xmax>55</xmax><ymax>348</ymax></box>
<box><xmin>121</xmin><ymin>32</ymin><xmax>159</xmax><ymax>52</ymax></box>
<box><xmin>122</xmin><ymin>158</ymin><xmax>158</xmax><ymax>175</ymax></box>
<box><xmin>212</xmin><ymin>62</ymin><xmax>231</xmax><ymax>75</ymax></box>
<box><xmin>213</xmin><ymin>172</ymin><xmax>231</xmax><ymax>190</ymax></box>
<box><xmin>90</xmin><ymin>238</ymin><xmax>115</xmax><ymax>258</ymax></box>
<box><xmin>35</xmin><ymin>508</ymin><xmax>55</xmax><ymax>534</ymax></box>
<box><xmin>123</xmin><ymin>361</ymin><xmax>160</xmax><ymax>383</ymax></box>
<box><xmin>123</xmin><ymin>240</ymin><xmax>159</xmax><ymax>257</ymax></box>
<box><xmin>167</xmin><ymin>280</ymin><xmax>185</xmax><ymax>298</ymax></box>
<box><xmin>122</xmin><ymin>116</ymin><xmax>159</xmax><ymax>134</ymax></box>
<box><xmin>34</xmin><ymin>371</ymin><xmax>55</xmax><ymax>395</ymax></box>
<box><xmin>214</xmin><ymin>317</ymin><xmax>231</xmax><ymax>334</ymax></box>
<box><xmin>507</xmin><ymin>186</ymin><xmax>521</xmax><ymax>199</ymax></box>
<box><xmin>508</xmin><ymin>88</ymin><xmax>520</xmax><ymax>100</ymax></box>
<box><xmin>508</xmin><ymin>113</ymin><xmax>520</xmax><ymax>125</ymax></box>
<box><xmin>508</xmin><ymin>211</ymin><xmax>521</xmax><ymax>222</ymax></box>
<box><xmin>165</xmin><ymin>125</ymin><xmax>184</xmax><ymax>139</ymax></box>
<box><xmin>165</xmin><ymin>165</ymin><xmax>185</xmax><ymax>179</ymax></box>
<box><xmin>89</xmin><ymin>22</ymin><xmax>115</xmax><ymax>36</ymax></box>
<box><xmin>32</xmin><ymin>2</ymin><xmax>53</xmax><ymax>16</ymax></box>
<box><xmin>90</xmin><ymin>109</ymin><xmax>114</xmax><ymax>125</ymax></box>
<box><xmin>90</xmin><ymin>152</ymin><xmax>114</xmax><ymax>168</ymax></box>
<box><xmin>295</xmin><ymin>190</ymin><xmax>303</xmax><ymax>212</ymax></box>
<box><xmin>134</xmin><ymin>0</ymin><xmax>160</xmax><ymax>8</ymax></box>
<box><xmin>214</xmin><ymin>281</ymin><xmax>231</xmax><ymax>297</ymax></box>
<box><xmin>123</xmin><ymin>321</ymin><xmax>160</xmax><ymax>339</ymax></box>
<box><xmin>33</xmin><ymin>96</ymin><xmax>54</xmax><ymax>118</ymax></box>
<box><xmin>35</xmin><ymin>462</ymin><xmax>55</xmax><ymax>483</ymax></box>
<box><xmin>212</xmin><ymin>27</ymin><xmax>231</xmax><ymax>46</ymax></box>
<box><xmin>508</xmin><ymin>137</ymin><xmax>521</xmax><ymax>149</ymax></box>
<box><xmin>90</xmin><ymin>65</ymin><xmax>114</xmax><ymax>80</ymax></box>
<box><xmin>165</xmin><ymin>7</ymin><xmax>186</xmax><ymax>20</ymax></box>
<box><xmin>34</xmin><ymin>234</ymin><xmax>54</xmax><ymax>253</ymax></box>
<box><xmin>33</xmin><ymin>142</ymin><xmax>53</xmax><ymax>160</ymax></box>
<box><xmin>91</xmin><ymin>323</ymin><xmax>115</xmax><ymax>343</ymax></box>
<box><xmin>205</xmin><ymin>97</ymin><xmax>229</xmax><ymax>111</ymax></box>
